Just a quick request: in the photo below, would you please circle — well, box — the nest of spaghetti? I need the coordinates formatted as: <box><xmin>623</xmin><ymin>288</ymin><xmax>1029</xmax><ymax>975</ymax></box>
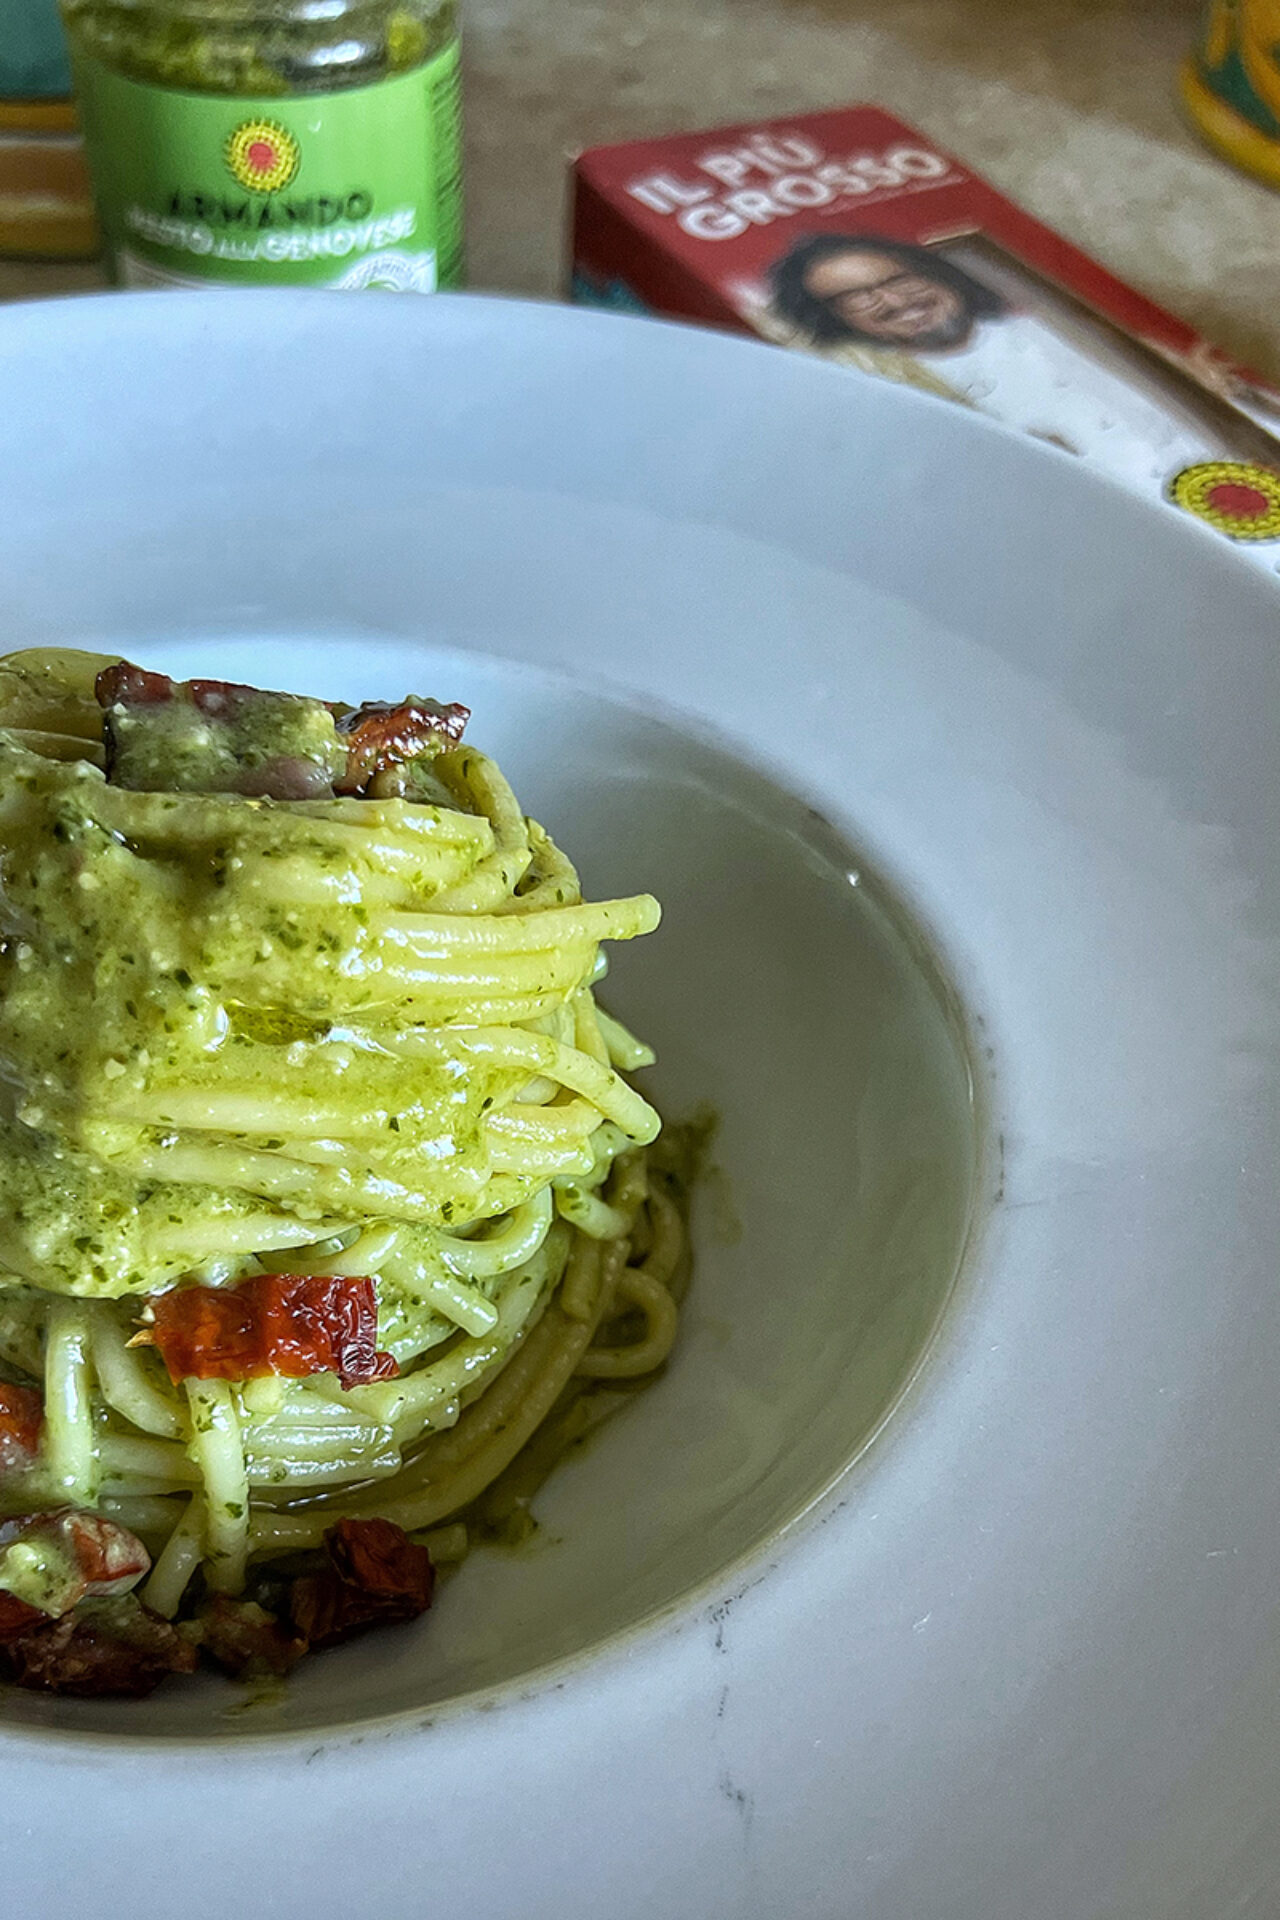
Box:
<box><xmin>0</xmin><ymin>649</ymin><xmax>695</xmax><ymax>1697</ymax></box>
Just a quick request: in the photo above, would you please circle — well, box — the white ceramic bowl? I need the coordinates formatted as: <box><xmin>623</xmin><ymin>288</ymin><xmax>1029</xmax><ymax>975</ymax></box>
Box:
<box><xmin>1</xmin><ymin>292</ymin><xmax>1277</xmax><ymax>1920</ymax></box>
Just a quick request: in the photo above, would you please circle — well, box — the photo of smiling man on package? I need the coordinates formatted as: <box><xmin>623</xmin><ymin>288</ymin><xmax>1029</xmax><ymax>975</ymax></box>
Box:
<box><xmin>765</xmin><ymin>227</ymin><xmax>1280</xmax><ymax>522</ymax></box>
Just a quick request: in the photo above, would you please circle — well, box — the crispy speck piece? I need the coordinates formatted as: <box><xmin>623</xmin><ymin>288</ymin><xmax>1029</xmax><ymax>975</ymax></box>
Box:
<box><xmin>1</xmin><ymin>1594</ymin><xmax>198</xmax><ymax>1697</ymax></box>
<box><xmin>197</xmin><ymin>1594</ymin><xmax>308</xmax><ymax>1679</ymax></box>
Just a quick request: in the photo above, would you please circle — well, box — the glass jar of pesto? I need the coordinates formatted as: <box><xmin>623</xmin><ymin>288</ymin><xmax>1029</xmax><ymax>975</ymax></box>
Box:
<box><xmin>60</xmin><ymin>0</ymin><xmax>462</xmax><ymax>291</ymax></box>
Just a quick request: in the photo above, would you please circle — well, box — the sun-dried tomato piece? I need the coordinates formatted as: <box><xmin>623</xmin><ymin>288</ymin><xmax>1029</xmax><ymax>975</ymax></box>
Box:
<box><xmin>197</xmin><ymin>1594</ymin><xmax>308</xmax><ymax>1679</ymax></box>
<box><xmin>47</xmin><ymin>1510</ymin><xmax>150</xmax><ymax>1596</ymax></box>
<box><xmin>140</xmin><ymin>1274</ymin><xmax>398</xmax><ymax>1390</ymax></box>
<box><xmin>1</xmin><ymin>1594</ymin><xmax>199</xmax><ymax>1698</ymax></box>
<box><xmin>289</xmin><ymin>1518</ymin><xmax>434</xmax><ymax>1651</ymax></box>
<box><xmin>334</xmin><ymin>699</ymin><xmax>469</xmax><ymax>795</ymax></box>
<box><xmin>0</xmin><ymin>1509</ymin><xmax>151</xmax><ymax>1619</ymax></box>
<box><xmin>326</xmin><ymin>1517</ymin><xmax>434</xmax><ymax>1601</ymax></box>
<box><xmin>0</xmin><ymin>1380</ymin><xmax>42</xmax><ymax>1473</ymax></box>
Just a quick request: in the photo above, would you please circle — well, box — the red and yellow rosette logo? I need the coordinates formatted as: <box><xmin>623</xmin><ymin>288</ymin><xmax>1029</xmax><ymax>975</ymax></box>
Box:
<box><xmin>224</xmin><ymin>119</ymin><xmax>300</xmax><ymax>195</ymax></box>
<box><xmin>1169</xmin><ymin>460</ymin><xmax>1280</xmax><ymax>540</ymax></box>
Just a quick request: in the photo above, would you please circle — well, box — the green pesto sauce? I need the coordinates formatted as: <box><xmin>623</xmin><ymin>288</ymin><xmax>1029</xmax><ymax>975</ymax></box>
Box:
<box><xmin>0</xmin><ymin>1114</ymin><xmax>300</xmax><ymax>1296</ymax></box>
<box><xmin>0</xmin><ymin>1533</ymin><xmax>82</xmax><ymax>1614</ymax></box>
<box><xmin>104</xmin><ymin>691</ymin><xmax>344</xmax><ymax>795</ymax></box>
<box><xmin>0</xmin><ymin>735</ymin><xmax>525</xmax><ymax>1295</ymax></box>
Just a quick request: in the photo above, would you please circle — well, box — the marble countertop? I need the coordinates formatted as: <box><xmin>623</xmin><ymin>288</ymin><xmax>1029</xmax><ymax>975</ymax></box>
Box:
<box><xmin>7</xmin><ymin>0</ymin><xmax>1280</xmax><ymax>379</ymax></box>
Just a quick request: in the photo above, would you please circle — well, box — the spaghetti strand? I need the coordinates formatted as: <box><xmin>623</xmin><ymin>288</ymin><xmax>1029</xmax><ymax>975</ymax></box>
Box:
<box><xmin>0</xmin><ymin>652</ymin><xmax>692</xmax><ymax>1640</ymax></box>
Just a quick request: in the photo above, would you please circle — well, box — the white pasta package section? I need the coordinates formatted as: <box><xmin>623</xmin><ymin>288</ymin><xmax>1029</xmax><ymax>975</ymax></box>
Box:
<box><xmin>0</xmin><ymin>649</ymin><xmax>691</xmax><ymax>1630</ymax></box>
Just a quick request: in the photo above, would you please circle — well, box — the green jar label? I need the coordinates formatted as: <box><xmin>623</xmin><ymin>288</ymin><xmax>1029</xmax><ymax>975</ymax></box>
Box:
<box><xmin>72</xmin><ymin>43</ymin><xmax>463</xmax><ymax>291</ymax></box>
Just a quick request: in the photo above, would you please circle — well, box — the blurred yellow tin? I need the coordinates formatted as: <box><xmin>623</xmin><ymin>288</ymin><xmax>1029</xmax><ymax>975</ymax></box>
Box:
<box><xmin>1183</xmin><ymin>1</ymin><xmax>1280</xmax><ymax>186</ymax></box>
